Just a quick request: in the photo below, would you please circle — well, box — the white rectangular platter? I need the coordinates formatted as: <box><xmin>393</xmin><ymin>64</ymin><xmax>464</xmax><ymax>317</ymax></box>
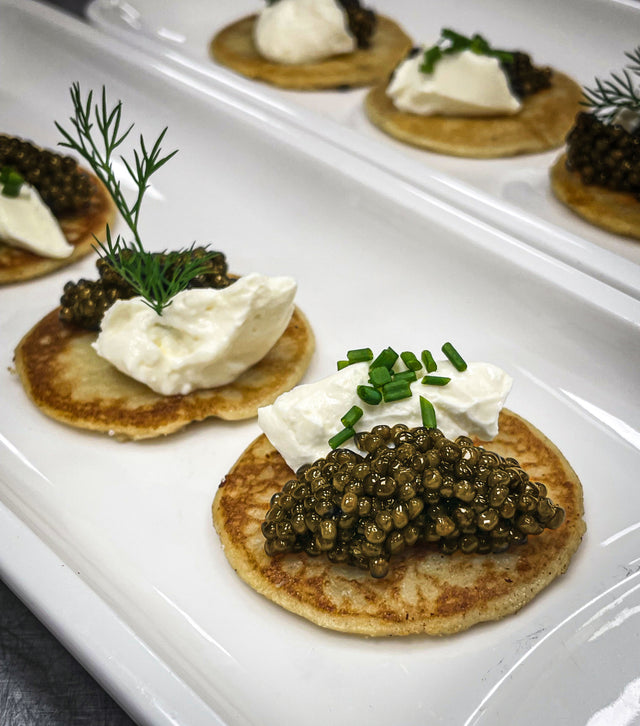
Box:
<box><xmin>86</xmin><ymin>0</ymin><xmax>640</xmax><ymax>297</ymax></box>
<box><xmin>2</xmin><ymin>2</ymin><xmax>640</xmax><ymax>725</ymax></box>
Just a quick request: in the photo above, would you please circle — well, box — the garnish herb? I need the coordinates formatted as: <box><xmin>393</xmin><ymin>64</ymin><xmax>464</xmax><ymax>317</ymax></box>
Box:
<box><xmin>347</xmin><ymin>348</ymin><xmax>374</xmax><ymax>363</ymax></box>
<box><xmin>341</xmin><ymin>405</ymin><xmax>363</xmax><ymax>428</ymax></box>
<box><xmin>421</xmin><ymin>349</ymin><xmax>437</xmax><ymax>373</ymax></box>
<box><xmin>400</xmin><ymin>351</ymin><xmax>422</xmax><ymax>371</ymax></box>
<box><xmin>0</xmin><ymin>167</ymin><xmax>24</xmax><ymax>197</ymax></box>
<box><xmin>55</xmin><ymin>84</ymin><xmax>218</xmax><ymax>315</ymax></box>
<box><xmin>422</xmin><ymin>375</ymin><xmax>451</xmax><ymax>386</ymax></box>
<box><xmin>442</xmin><ymin>342</ymin><xmax>467</xmax><ymax>371</ymax></box>
<box><xmin>357</xmin><ymin>385</ymin><xmax>382</xmax><ymax>405</ymax></box>
<box><xmin>582</xmin><ymin>46</ymin><xmax>640</xmax><ymax>123</ymax></box>
<box><xmin>329</xmin><ymin>427</ymin><xmax>356</xmax><ymax>449</ymax></box>
<box><xmin>420</xmin><ymin>28</ymin><xmax>513</xmax><ymax>75</ymax></box>
<box><xmin>419</xmin><ymin>396</ymin><xmax>437</xmax><ymax>428</ymax></box>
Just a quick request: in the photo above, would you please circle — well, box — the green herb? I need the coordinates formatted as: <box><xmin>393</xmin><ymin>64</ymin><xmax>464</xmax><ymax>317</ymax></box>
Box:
<box><xmin>357</xmin><ymin>384</ymin><xmax>382</xmax><ymax>405</ymax></box>
<box><xmin>369</xmin><ymin>365</ymin><xmax>392</xmax><ymax>387</ymax></box>
<box><xmin>337</xmin><ymin>360</ymin><xmax>351</xmax><ymax>370</ymax></box>
<box><xmin>420</xmin><ymin>28</ymin><xmax>513</xmax><ymax>75</ymax></box>
<box><xmin>393</xmin><ymin>370</ymin><xmax>418</xmax><ymax>384</ymax></box>
<box><xmin>421</xmin><ymin>349</ymin><xmax>437</xmax><ymax>373</ymax></box>
<box><xmin>400</xmin><ymin>351</ymin><xmax>422</xmax><ymax>372</ymax></box>
<box><xmin>329</xmin><ymin>427</ymin><xmax>355</xmax><ymax>449</ymax></box>
<box><xmin>371</xmin><ymin>347</ymin><xmax>399</xmax><ymax>370</ymax></box>
<box><xmin>347</xmin><ymin>347</ymin><xmax>373</xmax><ymax>363</ymax></box>
<box><xmin>55</xmin><ymin>84</ymin><xmax>214</xmax><ymax>315</ymax></box>
<box><xmin>421</xmin><ymin>375</ymin><xmax>451</xmax><ymax>386</ymax></box>
<box><xmin>0</xmin><ymin>166</ymin><xmax>24</xmax><ymax>197</ymax></box>
<box><xmin>382</xmin><ymin>380</ymin><xmax>412</xmax><ymax>402</ymax></box>
<box><xmin>442</xmin><ymin>342</ymin><xmax>467</xmax><ymax>371</ymax></box>
<box><xmin>582</xmin><ymin>47</ymin><xmax>640</xmax><ymax>123</ymax></box>
<box><xmin>341</xmin><ymin>405</ymin><xmax>363</xmax><ymax>428</ymax></box>
<box><xmin>419</xmin><ymin>396</ymin><xmax>437</xmax><ymax>428</ymax></box>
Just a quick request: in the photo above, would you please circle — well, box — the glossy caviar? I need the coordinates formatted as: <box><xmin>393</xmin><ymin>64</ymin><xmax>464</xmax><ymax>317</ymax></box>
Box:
<box><xmin>59</xmin><ymin>248</ymin><xmax>234</xmax><ymax>330</ymax></box>
<box><xmin>501</xmin><ymin>51</ymin><xmax>552</xmax><ymax>99</ymax></box>
<box><xmin>337</xmin><ymin>0</ymin><xmax>376</xmax><ymax>49</ymax></box>
<box><xmin>262</xmin><ymin>424</ymin><xmax>565</xmax><ymax>578</ymax></box>
<box><xmin>0</xmin><ymin>134</ymin><xmax>93</xmax><ymax>216</ymax></box>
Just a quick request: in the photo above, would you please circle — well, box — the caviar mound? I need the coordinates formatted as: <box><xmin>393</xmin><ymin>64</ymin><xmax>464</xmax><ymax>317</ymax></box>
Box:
<box><xmin>550</xmin><ymin>153</ymin><xmax>640</xmax><ymax>240</ymax></box>
<box><xmin>212</xmin><ymin>410</ymin><xmax>585</xmax><ymax>636</ymax></box>
<box><xmin>14</xmin><ymin>306</ymin><xmax>315</xmax><ymax>438</ymax></box>
<box><xmin>365</xmin><ymin>71</ymin><xmax>582</xmax><ymax>158</ymax></box>
<box><xmin>0</xmin><ymin>172</ymin><xmax>115</xmax><ymax>284</ymax></box>
<box><xmin>210</xmin><ymin>14</ymin><xmax>412</xmax><ymax>90</ymax></box>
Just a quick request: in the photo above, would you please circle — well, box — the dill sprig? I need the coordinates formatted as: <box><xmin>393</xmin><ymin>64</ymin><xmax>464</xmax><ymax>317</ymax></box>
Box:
<box><xmin>582</xmin><ymin>46</ymin><xmax>640</xmax><ymax>123</ymax></box>
<box><xmin>55</xmin><ymin>83</ymin><xmax>216</xmax><ymax>315</ymax></box>
<box><xmin>421</xmin><ymin>29</ymin><xmax>513</xmax><ymax>75</ymax></box>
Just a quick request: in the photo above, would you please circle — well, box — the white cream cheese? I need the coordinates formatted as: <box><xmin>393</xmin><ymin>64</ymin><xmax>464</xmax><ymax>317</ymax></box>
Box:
<box><xmin>387</xmin><ymin>49</ymin><xmax>521</xmax><ymax>116</ymax></box>
<box><xmin>0</xmin><ymin>184</ymin><xmax>73</xmax><ymax>258</ymax></box>
<box><xmin>254</xmin><ymin>0</ymin><xmax>355</xmax><ymax>65</ymax></box>
<box><xmin>258</xmin><ymin>359</ymin><xmax>513</xmax><ymax>472</ymax></box>
<box><xmin>93</xmin><ymin>273</ymin><xmax>296</xmax><ymax>396</ymax></box>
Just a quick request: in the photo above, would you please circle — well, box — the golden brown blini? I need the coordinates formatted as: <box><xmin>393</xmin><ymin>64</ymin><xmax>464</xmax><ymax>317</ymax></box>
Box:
<box><xmin>0</xmin><ymin>174</ymin><xmax>115</xmax><ymax>284</ymax></box>
<box><xmin>365</xmin><ymin>72</ymin><xmax>583</xmax><ymax>158</ymax></box>
<box><xmin>211</xmin><ymin>15</ymin><xmax>412</xmax><ymax>90</ymax></box>
<box><xmin>213</xmin><ymin>410</ymin><xmax>585</xmax><ymax>636</ymax></box>
<box><xmin>14</xmin><ymin>307</ymin><xmax>315</xmax><ymax>439</ymax></box>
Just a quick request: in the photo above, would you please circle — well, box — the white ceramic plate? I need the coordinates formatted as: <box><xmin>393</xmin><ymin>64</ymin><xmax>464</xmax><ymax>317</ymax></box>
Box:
<box><xmin>2</xmin><ymin>2</ymin><xmax>640</xmax><ymax>725</ymax></box>
<box><xmin>86</xmin><ymin>0</ymin><xmax>640</xmax><ymax>295</ymax></box>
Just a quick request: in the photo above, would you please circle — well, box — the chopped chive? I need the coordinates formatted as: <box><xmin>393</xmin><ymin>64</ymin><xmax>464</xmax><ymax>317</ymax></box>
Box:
<box><xmin>329</xmin><ymin>426</ymin><xmax>355</xmax><ymax>449</ymax></box>
<box><xmin>371</xmin><ymin>347</ymin><xmax>398</xmax><ymax>370</ymax></box>
<box><xmin>441</xmin><ymin>342</ymin><xmax>467</xmax><ymax>371</ymax></box>
<box><xmin>421</xmin><ymin>349</ymin><xmax>437</xmax><ymax>373</ymax></box>
<box><xmin>341</xmin><ymin>405</ymin><xmax>363</xmax><ymax>428</ymax></box>
<box><xmin>420</xmin><ymin>396</ymin><xmax>437</xmax><ymax>428</ymax></box>
<box><xmin>382</xmin><ymin>380</ymin><xmax>412</xmax><ymax>402</ymax></box>
<box><xmin>347</xmin><ymin>347</ymin><xmax>373</xmax><ymax>363</ymax></box>
<box><xmin>1</xmin><ymin>168</ymin><xmax>24</xmax><ymax>197</ymax></box>
<box><xmin>421</xmin><ymin>375</ymin><xmax>451</xmax><ymax>386</ymax></box>
<box><xmin>357</xmin><ymin>384</ymin><xmax>382</xmax><ymax>405</ymax></box>
<box><xmin>337</xmin><ymin>360</ymin><xmax>351</xmax><ymax>370</ymax></box>
<box><xmin>394</xmin><ymin>370</ymin><xmax>417</xmax><ymax>383</ymax></box>
<box><xmin>369</xmin><ymin>365</ymin><xmax>392</xmax><ymax>387</ymax></box>
<box><xmin>400</xmin><ymin>351</ymin><xmax>422</xmax><ymax>371</ymax></box>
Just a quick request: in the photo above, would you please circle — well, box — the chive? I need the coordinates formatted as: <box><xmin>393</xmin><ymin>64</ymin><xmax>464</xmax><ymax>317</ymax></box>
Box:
<box><xmin>337</xmin><ymin>360</ymin><xmax>351</xmax><ymax>370</ymax></box>
<box><xmin>371</xmin><ymin>347</ymin><xmax>398</xmax><ymax>370</ymax></box>
<box><xmin>1</xmin><ymin>168</ymin><xmax>24</xmax><ymax>197</ymax></box>
<box><xmin>441</xmin><ymin>342</ymin><xmax>467</xmax><ymax>371</ymax></box>
<box><xmin>421</xmin><ymin>375</ymin><xmax>451</xmax><ymax>386</ymax></box>
<box><xmin>347</xmin><ymin>348</ymin><xmax>373</xmax><ymax>363</ymax></box>
<box><xmin>394</xmin><ymin>370</ymin><xmax>417</xmax><ymax>383</ymax></box>
<box><xmin>2</xmin><ymin>181</ymin><xmax>22</xmax><ymax>197</ymax></box>
<box><xmin>341</xmin><ymin>405</ymin><xmax>363</xmax><ymax>428</ymax></box>
<box><xmin>329</xmin><ymin>427</ymin><xmax>355</xmax><ymax>449</ymax></box>
<box><xmin>420</xmin><ymin>396</ymin><xmax>437</xmax><ymax>428</ymax></box>
<box><xmin>421</xmin><ymin>349</ymin><xmax>437</xmax><ymax>373</ymax></box>
<box><xmin>382</xmin><ymin>380</ymin><xmax>412</xmax><ymax>402</ymax></box>
<box><xmin>369</xmin><ymin>365</ymin><xmax>392</xmax><ymax>387</ymax></box>
<box><xmin>357</xmin><ymin>385</ymin><xmax>382</xmax><ymax>405</ymax></box>
<box><xmin>400</xmin><ymin>351</ymin><xmax>422</xmax><ymax>372</ymax></box>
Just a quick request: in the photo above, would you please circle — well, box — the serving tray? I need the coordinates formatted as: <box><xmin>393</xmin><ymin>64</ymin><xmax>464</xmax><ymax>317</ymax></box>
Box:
<box><xmin>86</xmin><ymin>0</ymin><xmax>640</xmax><ymax>298</ymax></box>
<box><xmin>2</xmin><ymin>2</ymin><xmax>640</xmax><ymax>725</ymax></box>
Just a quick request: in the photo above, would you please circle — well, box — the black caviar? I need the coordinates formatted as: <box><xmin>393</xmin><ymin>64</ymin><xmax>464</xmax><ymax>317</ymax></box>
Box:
<box><xmin>336</xmin><ymin>0</ymin><xmax>376</xmax><ymax>49</ymax></box>
<box><xmin>59</xmin><ymin>248</ymin><xmax>234</xmax><ymax>330</ymax></box>
<box><xmin>500</xmin><ymin>51</ymin><xmax>552</xmax><ymax>100</ymax></box>
<box><xmin>0</xmin><ymin>134</ymin><xmax>93</xmax><ymax>216</ymax></box>
<box><xmin>262</xmin><ymin>424</ymin><xmax>564</xmax><ymax>578</ymax></box>
<box><xmin>565</xmin><ymin>112</ymin><xmax>640</xmax><ymax>199</ymax></box>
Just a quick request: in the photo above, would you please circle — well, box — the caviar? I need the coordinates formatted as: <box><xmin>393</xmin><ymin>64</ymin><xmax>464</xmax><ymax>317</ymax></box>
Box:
<box><xmin>262</xmin><ymin>425</ymin><xmax>564</xmax><ymax>578</ymax></box>
<box><xmin>337</xmin><ymin>0</ymin><xmax>376</xmax><ymax>49</ymax></box>
<box><xmin>0</xmin><ymin>134</ymin><xmax>93</xmax><ymax>216</ymax></box>
<box><xmin>565</xmin><ymin>112</ymin><xmax>640</xmax><ymax>199</ymax></box>
<box><xmin>501</xmin><ymin>52</ymin><xmax>552</xmax><ymax>99</ymax></box>
<box><xmin>59</xmin><ymin>248</ymin><xmax>234</xmax><ymax>330</ymax></box>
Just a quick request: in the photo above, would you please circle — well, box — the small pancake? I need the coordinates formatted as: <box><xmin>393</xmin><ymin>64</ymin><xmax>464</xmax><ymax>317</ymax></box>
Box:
<box><xmin>365</xmin><ymin>72</ymin><xmax>583</xmax><ymax>158</ymax></box>
<box><xmin>0</xmin><ymin>174</ymin><xmax>116</xmax><ymax>284</ymax></box>
<box><xmin>210</xmin><ymin>14</ymin><xmax>412</xmax><ymax>90</ymax></box>
<box><xmin>550</xmin><ymin>153</ymin><xmax>640</xmax><ymax>240</ymax></box>
<box><xmin>13</xmin><ymin>306</ymin><xmax>315</xmax><ymax>439</ymax></box>
<box><xmin>213</xmin><ymin>410</ymin><xmax>585</xmax><ymax>636</ymax></box>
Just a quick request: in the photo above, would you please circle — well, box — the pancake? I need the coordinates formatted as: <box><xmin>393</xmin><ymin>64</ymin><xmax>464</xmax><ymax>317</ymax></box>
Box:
<box><xmin>0</xmin><ymin>174</ymin><xmax>116</xmax><ymax>284</ymax></box>
<box><xmin>213</xmin><ymin>409</ymin><xmax>585</xmax><ymax>636</ymax></box>
<box><xmin>365</xmin><ymin>72</ymin><xmax>583</xmax><ymax>158</ymax></box>
<box><xmin>210</xmin><ymin>14</ymin><xmax>412</xmax><ymax>90</ymax></box>
<box><xmin>550</xmin><ymin>153</ymin><xmax>640</xmax><ymax>240</ymax></box>
<box><xmin>13</xmin><ymin>306</ymin><xmax>315</xmax><ymax>439</ymax></box>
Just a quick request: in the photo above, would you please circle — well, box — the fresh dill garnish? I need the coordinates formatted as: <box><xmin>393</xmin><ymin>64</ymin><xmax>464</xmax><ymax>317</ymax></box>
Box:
<box><xmin>55</xmin><ymin>83</ymin><xmax>218</xmax><ymax>315</ymax></box>
<box><xmin>582</xmin><ymin>46</ymin><xmax>640</xmax><ymax>123</ymax></box>
<box><xmin>420</xmin><ymin>29</ymin><xmax>513</xmax><ymax>75</ymax></box>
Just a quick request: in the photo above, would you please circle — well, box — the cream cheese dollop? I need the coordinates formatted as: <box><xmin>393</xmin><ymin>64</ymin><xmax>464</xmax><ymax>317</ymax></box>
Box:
<box><xmin>254</xmin><ymin>0</ymin><xmax>355</xmax><ymax>65</ymax></box>
<box><xmin>387</xmin><ymin>49</ymin><xmax>521</xmax><ymax>116</ymax></box>
<box><xmin>93</xmin><ymin>273</ymin><xmax>296</xmax><ymax>396</ymax></box>
<box><xmin>258</xmin><ymin>359</ymin><xmax>513</xmax><ymax>472</ymax></box>
<box><xmin>0</xmin><ymin>184</ymin><xmax>73</xmax><ymax>258</ymax></box>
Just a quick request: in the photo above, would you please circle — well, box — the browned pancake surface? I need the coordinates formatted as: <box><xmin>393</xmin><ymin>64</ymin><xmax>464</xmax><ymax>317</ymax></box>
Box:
<box><xmin>14</xmin><ymin>306</ymin><xmax>315</xmax><ymax>439</ymax></box>
<box><xmin>365</xmin><ymin>72</ymin><xmax>583</xmax><ymax>158</ymax></box>
<box><xmin>211</xmin><ymin>15</ymin><xmax>412</xmax><ymax>89</ymax></box>
<box><xmin>550</xmin><ymin>153</ymin><xmax>640</xmax><ymax>240</ymax></box>
<box><xmin>0</xmin><ymin>174</ymin><xmax>116</xmax><ymax>284</ymax></box>
<box><xmin>213</xmin><ymin>410</ymin><xmax>585</xmax><ymax>635</ymax></box>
